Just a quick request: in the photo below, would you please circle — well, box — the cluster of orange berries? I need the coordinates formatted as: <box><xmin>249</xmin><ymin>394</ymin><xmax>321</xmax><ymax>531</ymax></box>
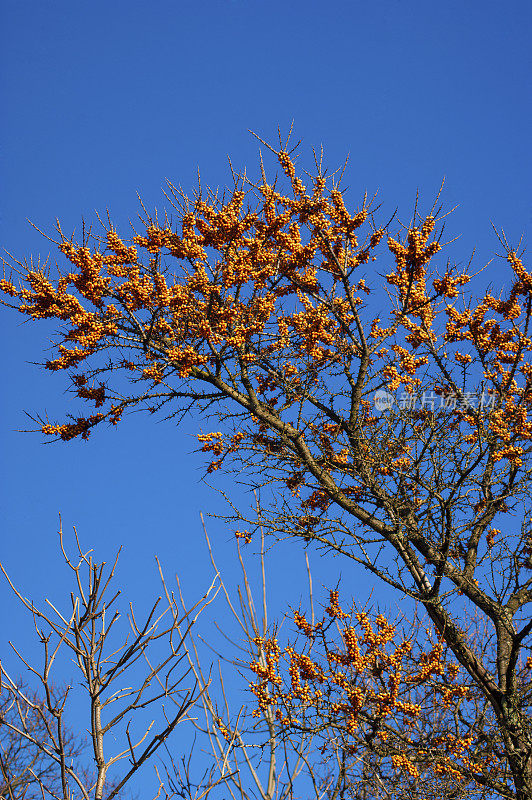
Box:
<box><xmin>293</xmin><ymin>611</ymin><xmax>321</xmax><ymax>638</ymax></box>
<box><xmin>287</xmin><ymin>652</ymin><xmax>316</xmax><ymax>703</ymax></box>
<box><xmin>234</xmin><ymin>529</ymin><xmax>253</xmax><ymax>543</ymax></box>
<box><xmin>75</xmin><ymin>383</ymin><xmax>106</xmax><ymax>408</ymax></box>
<box><xmin>493</xmin><ymin>445</ymin><xmax>524</xmax><ymax>468</ymax></box>
<box><xmin>215</xmin><ymin>717</ymin><xmax>233</xmax><ymax>744</ymax></box>
<box><xmin>439</xmin><ymin>684</ymin><xmax>471</xmax><ymax>707</ymax></box>
<box><xmin>249</xmin><ymin>636</ymin><xmax>284</xmax><ymax>713</ymax></box>
<box><xmin>41</xmin><ymin>414</ymin><xmax>104</xmax><ymax>441</ymax></box>
<box><xmin>391</xmin><ymin>345</ymin><xmax>429</xmax><ymax>377</ymax></box>
<box><xmin>370</xmin><ymin>317</ymin><xmax>396</xmax><ymax>340</ymax></box>
<box><xmin>433</xmin><ymin>272</ymin><xmax>470</xmax><ymax>299</ymax></box>
<box><xmin>287</xmin><ymin>297</ymin><xmax>339</xmax><ymax>360</ymax></box>
<box><xmin>277</xmin><ymin>151</ymin><xmax>297</xmax><ymax>181</ymax></box>
<box><xmin>164</xmin><ymin>346</ymin><xmax>208</xmax><ymax>378</ymax></box>
<box><xmin>133</xmin><ymin>225</ymin><xmax>176</xmax><ymax>254</ymax></box>
<box><xmin>197</xmin><ymin>431</ymin><xmax>224</xmax><ymax>455</ymax></box>
<box><xmin>382</xmin><ymin>364</ymin><xmax>421</xmax><ymax>393</ymax></box>
<box><xmin>301</xmin><ymin>489</ymin><xmax>332</xmax><ymax>512</ymax></box>
<box><xmin>325</xmin><ymin>591</ymin><xmax>350</xmax><ymax>620</ymax></box>
<box><xmin>391</xmin><ymin>753</ymin><xmax>419</xmax><ymax>779</ymax></box>
<box><xmin>507</xmin><ymin>250</ymin><xmax>532</xmax><ymax>293</ymax></box>
<box><xmin>142</xmin><ymin>364</ymin><xmax>165</xmax><ymax>384</ymax></box>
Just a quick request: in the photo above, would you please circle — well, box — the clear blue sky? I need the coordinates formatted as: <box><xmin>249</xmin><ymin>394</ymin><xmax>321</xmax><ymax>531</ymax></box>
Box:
<box><xmin>1</xmin><ymin>0</ymin><xmax>531</xmax><ymax>794</ymax></box>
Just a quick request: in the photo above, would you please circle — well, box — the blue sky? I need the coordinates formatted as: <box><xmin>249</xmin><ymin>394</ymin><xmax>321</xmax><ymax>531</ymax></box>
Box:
<box><xmin>1</xmin><ymin>0</ymin><xmax>531</xmax><ymax>794</ymax></box>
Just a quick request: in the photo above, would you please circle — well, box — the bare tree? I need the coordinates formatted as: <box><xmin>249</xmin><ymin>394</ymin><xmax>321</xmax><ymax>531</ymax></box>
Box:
<box><xmin>0</xmin><ymin>520</ymin><xmax>218</xmax><ymax>800</ymax></box>
<box><xmin>1</xmin><ymin>680</ymin><xmax>88</xmax><ymax>799</ymax></box>
<box><xmin>165</xmin><ymin>518</ymin><xmax>322</xmax><ymax>800</ymax></box>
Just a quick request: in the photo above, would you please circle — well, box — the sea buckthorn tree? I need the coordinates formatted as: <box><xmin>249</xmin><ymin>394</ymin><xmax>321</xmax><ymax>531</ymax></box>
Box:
<box><xmin>2</xmin><ymin>132</ymin><xmax>532</xmax><ymax>798</ymax></box>
<box><xmin>178</xmin><ymin>526</ymin><xmax>501</xmax><ymax>800</ymax></box>
<box><xmin>247</xmin><ymin>590</ymin><xmax>508</xmax><ymax>800</ymax></box>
